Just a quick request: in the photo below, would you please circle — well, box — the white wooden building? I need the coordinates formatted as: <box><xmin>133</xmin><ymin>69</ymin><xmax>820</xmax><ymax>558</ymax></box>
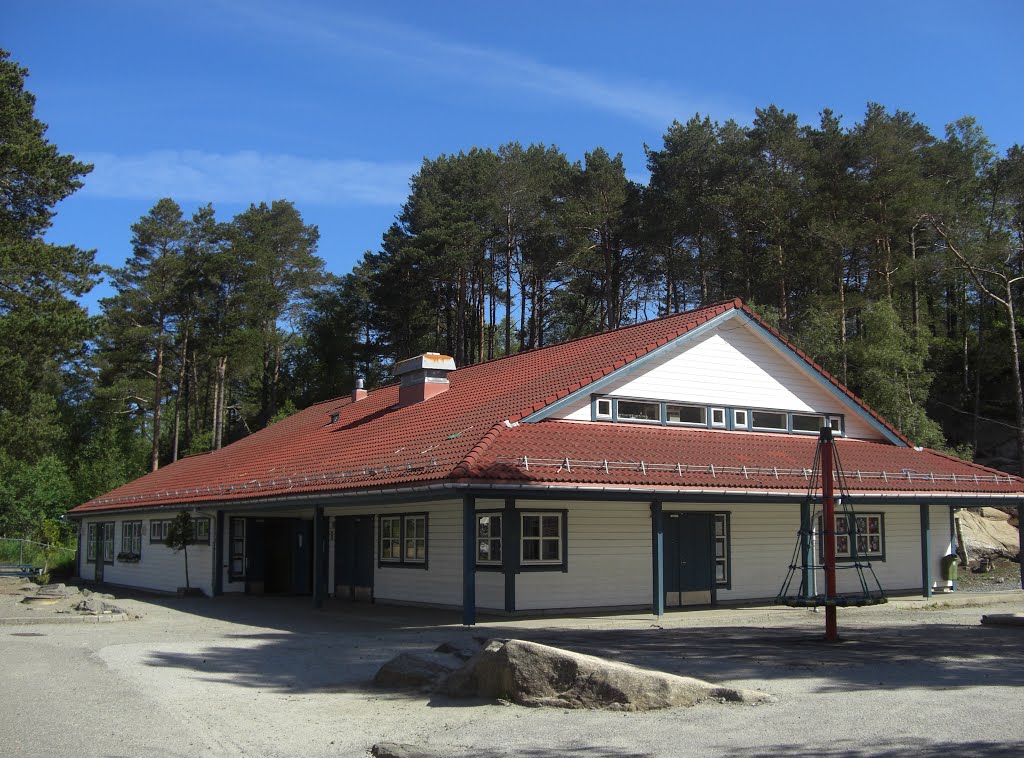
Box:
<box><xmin>70</xmin><ymin>300</ymin><xmax>1024</xmax><ymax>618</ymax></box>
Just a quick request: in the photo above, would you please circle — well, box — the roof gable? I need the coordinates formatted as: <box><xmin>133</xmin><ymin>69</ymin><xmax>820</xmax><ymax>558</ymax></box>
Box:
<box><xmin>526</xmin><ymin>309</ymin><xmax>905</xmax><ymax>445</ymax></box>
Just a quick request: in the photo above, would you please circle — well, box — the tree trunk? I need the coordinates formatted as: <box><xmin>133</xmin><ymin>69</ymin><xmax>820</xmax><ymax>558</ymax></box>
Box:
<box><xmin>213</xmin><ymin>355</ymin><xmax>227</xmax><ymax>450</ymax></box>
<box><xmin>837</xmin><ymin>257</ymin><xmax>848</xmax><ymax>385</ymax></box>
<box><xmin>151</xmin><ymin>335</ymin><xmax>164</xmax><ymax>472</ymax></box>
<box><xmin>171</xmin><ymin>330</ymin><xmax>188</xmax><ymax>463</ymax></box>
<box><xmin>505</xmin><ymin>220</ymin><xmax>513</xmax><ymax>356</ymax></box>
<box><xmin>910</xmin><ymin>226</ymin><xmax>920</xmax><ymax>341</ymax></box>
<box><xmin>1005</xmin><ymin>282</ymin><xmax>1024</xmax><ymax>477</ymax></box>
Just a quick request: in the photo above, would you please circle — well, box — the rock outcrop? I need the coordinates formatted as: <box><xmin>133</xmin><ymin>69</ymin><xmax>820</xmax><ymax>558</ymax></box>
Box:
<box><xmin>443</xmin><ymin>638</ymin><xmax>773</xmax><ymax>711</ymax></box>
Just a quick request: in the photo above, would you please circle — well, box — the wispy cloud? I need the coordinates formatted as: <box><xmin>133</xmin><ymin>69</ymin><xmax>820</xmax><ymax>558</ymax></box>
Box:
<box><xmin>231</xmin><ymin>3</ymin><xmax>707</xmax><ymax>127</ymax></box>
<box><xmin>78</xmin><ymin>150</ymin><xmax>418</xmax><ymax>206</ymax></box>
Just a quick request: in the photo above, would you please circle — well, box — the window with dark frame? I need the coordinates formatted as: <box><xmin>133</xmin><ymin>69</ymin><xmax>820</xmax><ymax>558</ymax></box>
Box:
<box><xmin>379</xmin><ymin>513</ymin><xmax>428</xmax><ymax>567</ymax></box>
<box><xmin>616</xmin><ymin>399</ymin><xmax>660</xmax><ymax>421</ymax></box>
<box><xmin>149</xmin><ymin>519</ymin><xmax>171</xmax><ymax>544</ymax></box>
<box><xmin>476</xmin><ymin>514</ymin><xmax>502</xmax><ymax>565</ymax></box>
<box><xmin>86</xmin><ymin>523</ymin><xmax>97</xmax><ymax>562</ymax></box>
<box><xmin>666</xmin><ymin>403</ymin><xmax>706</xmax><ymax>424</ymax></box>
<box><xmin>819</xmin><ymin>512</ymin><xmax>885</xmax><ymax>560</ymax></box>
<box><xmin>229</xmin><ymin>517</ymin><xmax>246</xmax><ymax>579</ymax></box>
<box><xmin>521</xmin><ymin>513</ymin><xmax>562</xmax><ymax>564</ymax></box>
<box><xmin>102</xmin><ymin>522</ymin><xmax>115</xmax><ymax>564</ymax></box>
<box><xmin>193</xmin><ymin>517</ymin><xmax>211</xmax><ymax>544</ymax></box>
<box><xmin>120</xmin><ymin>521</ymin><xmax>142</xmax><ymax>558</ymax></box>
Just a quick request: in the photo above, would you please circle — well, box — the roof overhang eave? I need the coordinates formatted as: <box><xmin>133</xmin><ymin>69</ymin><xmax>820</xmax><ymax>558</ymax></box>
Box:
<box><xmin>66</xmin><ymin>480</ymin><xmax>1024</xmax><ymax>517</ymax></box>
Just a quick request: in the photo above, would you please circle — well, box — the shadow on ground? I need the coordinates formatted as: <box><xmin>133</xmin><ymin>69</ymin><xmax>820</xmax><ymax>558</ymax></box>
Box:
<box><xmin>126</xmin><ymin>592</ymin><xmax>1024</xmax><ymax>698</ymax></box>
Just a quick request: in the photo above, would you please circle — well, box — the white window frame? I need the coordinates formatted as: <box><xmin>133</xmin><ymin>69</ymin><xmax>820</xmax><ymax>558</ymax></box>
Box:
<box><xmin>595</xmin><ymin>398</ymin><xmax>612</xmax><ymax>418</ymax></box>
<box><xmin>379</xmin><ymin>516</ymin><xmax>402</xmax><ymax>563</ymax></box>
<box><xmin>711</xmin><ymin>407</ymin><xmax>726</xmax><ymax>427</ymax></box>
<box><xmin>733</xmin><ymin>409</ymin><xmax>749</xmax><ymax>429</ymax></box>
<box><xmin>403</xmin><ymin>515</ymin><xmax>427</xmax><ymax>564</ymax></box>
<box><xmin>86</xmin><ymin>523</ymin><xmax>98</xmax><ymax>563</ymax></box>
<box><xmin>520</xmin><ymin>513</ymin><xmax>563</xmax><ymax>565</ymax></box>
<box><xmin>714</xmin><ymin>513</ymin><xmax>730</xmax><ymax>587</ymax></box>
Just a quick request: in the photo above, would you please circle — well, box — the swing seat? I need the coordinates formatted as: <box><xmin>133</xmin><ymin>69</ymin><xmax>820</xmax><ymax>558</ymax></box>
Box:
<box><xmin>777</xmin><ymin>593</ymin><xmax>888</xmax><ymax>608</ymax></box>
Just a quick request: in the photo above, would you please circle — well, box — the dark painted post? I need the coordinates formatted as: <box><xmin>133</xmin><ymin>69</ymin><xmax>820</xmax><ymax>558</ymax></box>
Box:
<box><xmin>820</xmin><ymin>428</ymin><xmax>838</xmax><ymax>641</ymax></box>
<box><xmin>1018</xmin><ymin>505</ymin><xmax>1023</xmax><ymax>590</ymax></box>
<box><xmin>920</xmin><ymin>504</ymin><xmax>932</xmax><ymax>598</ymax></box>
<box><xmin>651</xmin><ymin>500</ymin><xmax>664</xmax><ymax>619</ymax></box>
<box><xmin>463</xmin><ymin>495</ymin><xmax>476</xmax><ymax>626</ymax></box>
<box><xmin>213</xmin><ymin>510</ymin><xmax>224</xmax><ymax>596</ymax></box>
<box><xmin>313</xmin><ymin>506</ymin><xmax>325</xmax><ymax>608</ymax></box>
<box><xmin>502</xmin><ymin>497</ymin><xmax>517</xmax><ymax>613</ymax></box>
<box><xmin>799</xmin><ymin>500</ymin><xmax>813</xmax><ymax>599</ymax></box>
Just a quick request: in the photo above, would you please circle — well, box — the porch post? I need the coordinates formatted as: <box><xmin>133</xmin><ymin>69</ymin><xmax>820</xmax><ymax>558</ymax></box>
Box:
<box><xmin>313</xmin><ymin>506</ymin><xmax>325</xmax><ymax>608</ymax></box>
<box><xmin>651</xmin><ymin>500</ymin><xmax>664</xmax><ymax>619</ymax></box>
<box><xmin>213</xmin><ymin>510</ymin><xmax>224</xmax><ymax>596</ymax></box>
<box><xmin>920</xmin><ymin>504</ymin><xmax>932</xmax><ymax>598</ymax></box>
<box><xmin>799</xmin><ymin>500</ymin><xmax>813</xmax><ymax>598</ymax></box>
<box><xmin>1018</xmin><ymin>505</ymin><xmax>1023</xmax><ymax>590</ymax></box>
<box><xmin>463</xmin><ymin>494</ymin><xmax>476</xmax><ymax>626</ymax></box>
<box><xmin>502</xmin><ymin>497</ymin><xmax>517</xmax><ymax>613</ymax></box>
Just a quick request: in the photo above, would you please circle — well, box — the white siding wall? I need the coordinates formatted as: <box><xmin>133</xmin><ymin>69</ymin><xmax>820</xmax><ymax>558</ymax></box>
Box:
<box><xmin>666</xmin><ymin>503</ymin><xmax>801</xmax><ymax>603</ymax></box>
<box><xmin>79</xmin><ymin>515</ymin><xmax>215</xmax><ymax>596</ymax></box>
<box><xmin>324</xmin><ymin>499</ymin><xmax>464</xmax><ymax>607</ymax></box>
<box><xmin>808</xmin><ymin>504</ymin><xmax>953</xmax><ymax>596</ymax></box>
<box><xmin>515</xmin><ymin>500</ymin><xmax>651</xmax><ymax>611</ymax></box>
<box><xmin>555</xmin><ymin>321</ymin><xmax>880</xmax><ymax>440</ymax></box>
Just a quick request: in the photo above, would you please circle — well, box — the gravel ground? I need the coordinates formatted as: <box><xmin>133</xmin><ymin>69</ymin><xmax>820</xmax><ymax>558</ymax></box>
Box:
<box><xmin>1</xmin><ymin>587</ymin><xmax>1023</xmax><ymax>757</ymax></box>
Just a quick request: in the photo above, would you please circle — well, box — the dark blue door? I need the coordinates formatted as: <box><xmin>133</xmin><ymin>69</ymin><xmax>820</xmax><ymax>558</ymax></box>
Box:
<box><xmin>334</xmin><ymin>515</ymin><xmax>374</xmax><ymax>599</ymax></box>
<box><xmin>664</xmin><ymin>513</ymin><xmax>714</xmax><ymax>606</ymax></box>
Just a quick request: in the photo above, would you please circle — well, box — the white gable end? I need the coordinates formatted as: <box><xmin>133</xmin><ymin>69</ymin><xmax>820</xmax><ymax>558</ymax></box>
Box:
<box><xmin>552</xmin><ymin>317</ymin><xmax>884</xmax><ymax>441</ymax></box>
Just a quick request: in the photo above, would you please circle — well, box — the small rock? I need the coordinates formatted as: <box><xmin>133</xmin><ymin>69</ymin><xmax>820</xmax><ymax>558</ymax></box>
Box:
<box><xmin>371</xmin><ymin>742</ymin><xmax>443</xmax><ymax>758</ymax></box>
<box><xmin>374</xmin><ymin>651</ymin><xmax>463</xmax><ymax>691</ymax></box>
<box><xmin>434</xmin><ymin>639</ymin><xmax>484</xmax><ymax>661</ymax></box>
<box><xmin>35</xmin><ymin>583</ymin><xmax>80</xmax><ymax>597</ymax></box>
<box><xmin>74</xmin><ymin>597</ymin><xmax>105</xmax><ymax>615</ymax></box>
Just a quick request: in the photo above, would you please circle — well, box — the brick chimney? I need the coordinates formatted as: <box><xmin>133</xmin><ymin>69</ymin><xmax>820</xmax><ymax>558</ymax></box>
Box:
<box><xmin>396</xmin><ymin>353</ymin><xmax>456</xmax><ymax>407</ymax></box>
<box><xmin>352</xmin><ymin>377</ymin><xmax>367</xmax><ymax>402</ymax></box>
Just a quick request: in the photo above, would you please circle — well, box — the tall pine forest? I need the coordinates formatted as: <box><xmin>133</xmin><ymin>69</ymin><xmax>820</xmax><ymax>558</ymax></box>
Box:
<box><xmin>3</xmin><ymin>48</ymin><xmax>1024</xmax><ymax>542</ymax></box>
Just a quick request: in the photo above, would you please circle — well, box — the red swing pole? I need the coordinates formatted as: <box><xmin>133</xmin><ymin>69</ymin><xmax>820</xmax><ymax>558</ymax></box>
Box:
<box><xmin>821</xmin><ymin>426</ymin><xmax>838</xmax><ymax>641</ymax></box>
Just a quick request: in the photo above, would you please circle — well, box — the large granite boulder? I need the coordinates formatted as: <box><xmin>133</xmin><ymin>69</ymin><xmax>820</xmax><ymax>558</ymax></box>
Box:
<box><xmin>444</xmin><ymin>638</ymin><xmax>773</xmax><ymax>711</ymax></box>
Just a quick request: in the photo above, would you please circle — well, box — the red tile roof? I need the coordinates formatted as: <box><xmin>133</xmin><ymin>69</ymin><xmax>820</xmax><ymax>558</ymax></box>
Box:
<box><xmin>70</xmin><ymin>299</ymin><xmax>1023</xmax><ymax>514</ymax></box>
<box><xmin>455</xmin><ymin>421</ymin><xmax>1022</xmax><ymax>495</ymax></box>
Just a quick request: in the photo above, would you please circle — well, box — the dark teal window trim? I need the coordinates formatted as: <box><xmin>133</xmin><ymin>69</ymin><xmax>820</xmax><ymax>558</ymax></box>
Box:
<box><xmin>590</xmin><ymin>396</ymin><xmax>845</xmax><ymax>438</ymax></box>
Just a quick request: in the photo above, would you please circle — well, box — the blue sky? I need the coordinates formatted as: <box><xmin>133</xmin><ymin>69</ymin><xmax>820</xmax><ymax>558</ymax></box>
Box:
<box><xmin>8</xmin><ymin>0</ymin><xmax>1023</xmax><ymax>312</ymax></box>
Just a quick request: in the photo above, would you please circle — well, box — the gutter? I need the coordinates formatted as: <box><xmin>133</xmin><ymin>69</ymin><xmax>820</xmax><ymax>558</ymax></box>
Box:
<box><xmin>66</xmin><ymin>480</ymin><xmax>1024</xmax><ymax>518</ymax></box>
